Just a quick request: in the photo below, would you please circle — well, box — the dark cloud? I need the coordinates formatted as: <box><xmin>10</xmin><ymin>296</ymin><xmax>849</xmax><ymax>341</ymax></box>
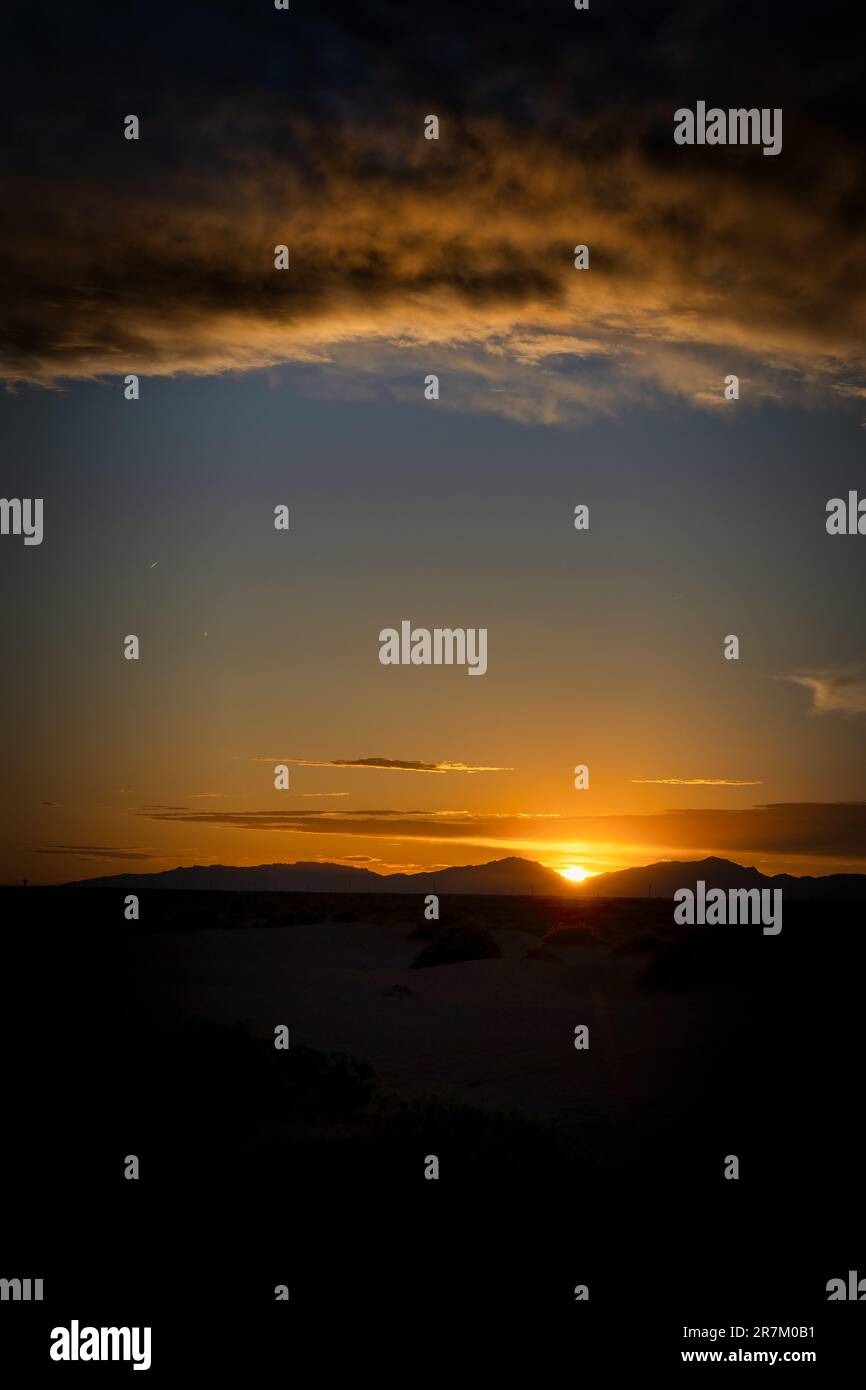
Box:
<box><xmin>2</xmin><ymin>1</ymin><xmax>865</xmax><ymax>419</ymax></box>
<box><xmin>133</xmin><ymin>801</ymin><xmax>866</xmax><ymax>863</ymax></box>
<box><xmin>255</xmin><ymin>756</ymin><xmax>511</xmax><ymax>773</ymax></box>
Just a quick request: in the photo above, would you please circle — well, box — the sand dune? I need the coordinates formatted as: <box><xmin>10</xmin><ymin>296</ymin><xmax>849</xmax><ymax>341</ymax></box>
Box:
<box><xmin>130</xmin><ymin>919</ymin><xmax>720</xmax><ymax>1141</ymax></box>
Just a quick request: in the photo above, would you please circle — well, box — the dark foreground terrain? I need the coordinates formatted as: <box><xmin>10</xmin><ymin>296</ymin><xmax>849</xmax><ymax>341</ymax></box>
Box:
<box><xmin>1</xmin><ymin>887</ymin><xmax>863</xmax><ymax>1368</ymax></box>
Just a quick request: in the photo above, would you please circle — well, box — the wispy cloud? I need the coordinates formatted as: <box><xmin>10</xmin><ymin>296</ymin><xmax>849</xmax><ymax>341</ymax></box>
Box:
<box><xmin>631</xmin><ymin>778</ymin><xmax>763</xmax><ymax>786</ymax></box>
<box><xmin>787</xmin><ymin>665</ymin><xmax>866</xmax><ymax>715</ymax></box>
<box><xmin>252</xmin><ymin>756</ymin><xmax>512</xmax><ymax>774</ymax></box>
<box><xmin>35</xmin><ymin>845</ymin><xmax>159</xmax><ymax>861</ymax></box>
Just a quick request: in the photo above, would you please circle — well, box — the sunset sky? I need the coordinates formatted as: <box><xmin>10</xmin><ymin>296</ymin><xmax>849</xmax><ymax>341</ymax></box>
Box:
<box><xmin>2</xmin><ymin>0</ymin><xmax>864</xmax><ymax>883</ymax></box>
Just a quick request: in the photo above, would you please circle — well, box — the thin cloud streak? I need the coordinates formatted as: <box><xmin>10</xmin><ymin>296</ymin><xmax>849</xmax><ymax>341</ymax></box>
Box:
<box><xmin>631</xmin><ymin>778</ymin><xmax>763</xmax><ymax>786</ymax></box>
<box><xmin>251</xmin><ymin>756</ymin><xmax>512</xmax><ymax>773</ymax></box>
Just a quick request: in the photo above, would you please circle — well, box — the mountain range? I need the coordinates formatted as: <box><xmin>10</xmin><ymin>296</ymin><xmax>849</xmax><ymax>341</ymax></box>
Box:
<box><xmin>64</xmin><ymin>855</ymin><xmax>866</xmax><ymax>899</ymax></box>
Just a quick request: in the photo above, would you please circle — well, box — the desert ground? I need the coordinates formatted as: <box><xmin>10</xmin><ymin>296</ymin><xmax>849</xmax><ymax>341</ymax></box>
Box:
<box><xmin>1</xmin><ymin>885</ymin><xmax>863</xmax><ymax>1328</ymax></box>
<box><xmin>96</xmin><ymin>889</ymin><xmax>858</xmax><ymax>1206</ymax></box>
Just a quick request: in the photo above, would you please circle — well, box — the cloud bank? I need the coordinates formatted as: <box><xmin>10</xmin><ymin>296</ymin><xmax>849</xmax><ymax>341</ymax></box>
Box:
<box><xmin>132</xmin><ymin>801</ymin><xmax>866</xmax><ymax>863</ymax></box>
<box><xmin>3</xmin><ymin>0</ymin><xmax>865</xmax><ymax>421</ymax></box>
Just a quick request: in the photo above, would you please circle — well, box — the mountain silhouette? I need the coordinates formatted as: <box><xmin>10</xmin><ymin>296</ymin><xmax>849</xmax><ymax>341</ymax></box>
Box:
<box><xmin>573</xmin><ymin>855</ymin><xmax>866</xmax><ymax>901</ymax></box>
<box><xmin>65</xmin><ymin>855</ymin><xmax>569</xmax><ymax>895</ymax></box>
<box><xmin>64</xmin><ymin>853</ymin><xmax>866</xmax><ymax>898</ymax></box>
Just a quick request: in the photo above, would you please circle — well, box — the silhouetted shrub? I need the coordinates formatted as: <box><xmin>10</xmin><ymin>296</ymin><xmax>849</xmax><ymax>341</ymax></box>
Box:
<box><xmin>138</xmin><ymin>1022</ymin><xmax>375</xmax><ymax>1138</ymax></box>
<box><xmin>411</xmin><ymin>925</ymin><xmax>501</xmax><ymax>968</ymax></box>
<box><xmin>408</xmin><ymin>921</ymin><xmax>440</xmax><ymax>940</ymax></box>
<box><xmin>285</xmin><ymin>1043</ymin><xmax>375</xmax><ymax>1117</ymax></box>
<box><xmin>638</xmin><ymin>932</ymin><xmax>758</xmax><ymax>992</ymax></box>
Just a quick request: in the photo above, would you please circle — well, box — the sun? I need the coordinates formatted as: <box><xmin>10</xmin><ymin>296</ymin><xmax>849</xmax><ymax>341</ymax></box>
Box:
<box><xmin>558</xmin><ymin>865</ymin><xmax>593</xmax><ymax>883</ymax></box>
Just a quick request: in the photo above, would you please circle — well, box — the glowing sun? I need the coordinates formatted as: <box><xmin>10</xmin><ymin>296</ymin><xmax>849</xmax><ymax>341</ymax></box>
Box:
<box><xmin>558</xmin><ymin>865</ymin><xmax>593</xmax><ymax>883</ymax></box>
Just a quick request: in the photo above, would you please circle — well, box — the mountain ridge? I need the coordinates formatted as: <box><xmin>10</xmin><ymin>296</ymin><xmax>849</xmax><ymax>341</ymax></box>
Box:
<box><xmin>59</xmin><ymin>854</ymin><xmax>866</xmax><ymax>900</ymax></box>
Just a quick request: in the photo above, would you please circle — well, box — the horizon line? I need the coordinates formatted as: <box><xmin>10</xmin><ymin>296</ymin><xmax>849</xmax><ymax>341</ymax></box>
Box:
<box><xmin>7</xmin><ymin>852</ymin><xmax>866</xmax><ymax>890</ymax></box>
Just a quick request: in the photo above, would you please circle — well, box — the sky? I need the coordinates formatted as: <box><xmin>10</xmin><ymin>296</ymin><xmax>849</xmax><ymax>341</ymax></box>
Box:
<box><xmin>1</xmin><ymin>0</ymin><xmax>864</xmax><ymax>883</ymax></box>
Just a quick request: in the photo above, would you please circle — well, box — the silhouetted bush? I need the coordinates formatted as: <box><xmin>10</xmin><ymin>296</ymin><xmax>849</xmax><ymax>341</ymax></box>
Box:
<box><xmin>137</xmin><ymin>1022</ymin><xmax>375</xmax><ymax>1135</ymax></box>
<box><xmin>411</xmin><ymin>925</ymin><xmax>501</xmax><ymax>968</ymax></box>
<box><xmin>408</xmin><ymin>921</ymin><xmax>440</xmax><ymax>940</ymax></box>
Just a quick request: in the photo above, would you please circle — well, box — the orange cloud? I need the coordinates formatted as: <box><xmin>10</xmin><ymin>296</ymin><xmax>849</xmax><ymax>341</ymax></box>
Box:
<box><xmin>631</xmin><ymin>778</ymin><xmax>763</xmax><ymax>786</ymax></box>
<box><xmin>4</xmin><ymin>117</ymin><xmax>866</xmax><ymax>422</ymax></box>
<box><xmin>131</xmin><ymin>802</ymin><xmax>866</xmax><ymax>864</ymax></box>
